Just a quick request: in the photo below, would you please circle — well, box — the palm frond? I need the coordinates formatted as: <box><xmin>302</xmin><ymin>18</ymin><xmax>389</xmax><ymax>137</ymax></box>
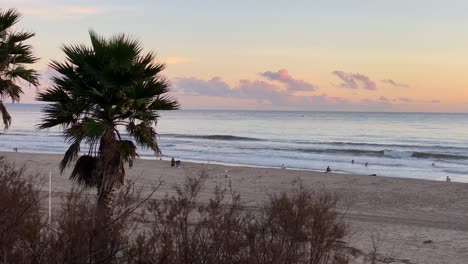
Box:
<box><xmin>126</xmin><ymin>121</ymin><xmax>159</xmax><ymax>153</ymax></box>
<box><xmin>118</xmin><ymin>140</ymin><xmax>138</xmax><ymax>163</ymax></box>
<box><xmin>6</xmin><ymin>30</ymin><xmax>35</xmax><ymax>43</ymax></box>
<box><xmin>4</xmin><ymin>66</ymin><xmax>39</xmax><ymax>86</ymax></box>
<box><xmin>81</xmin><ymin>118</ymin><xmax>106</xmax><ymax>138</ymax></box>
<box><xmin>70</xmin><ymin>155</ymin><xmax>98</xmax><ymax>188</ymax></box>
<box><xmin>0</xmin><ymin>8</ymin><xmax>39</xmax><ymax>130</ymax></box>
<box><xmin>0</xmin><ymin>9</ymin><xmax>21</xmax><ymax>31</ymax></box>
<box><xmin>149</xmin><ymin>95</ymin><xmax>180</xmax><ymax>111</ymax></box>
<box><xmin>0</xmin><ymin>79</ymin><xmax>22</xmax><ymax>102</ymax></box>
<box><xmin>0</xmin><ymin>101</ymin><xmax>12</xmax><ymax>129</ymax></box>
<box><xmin>60</xmin><ymin>141</ymin><xmax>81</xmax><ymax>173</ymax></box>
<box><xmin>37</xmin><ymin>87</ymin><xmax>80</xmax><ymax>129</ymax></box>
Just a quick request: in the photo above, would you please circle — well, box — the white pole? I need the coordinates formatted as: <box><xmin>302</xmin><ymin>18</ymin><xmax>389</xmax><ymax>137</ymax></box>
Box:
<box><xmin>48</xmin><ymin>171</ymin><xmax>52</xmax><ymax>225</ymax></box>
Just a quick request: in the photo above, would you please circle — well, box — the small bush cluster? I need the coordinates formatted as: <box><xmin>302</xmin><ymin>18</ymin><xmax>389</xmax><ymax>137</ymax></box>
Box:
<box><xmin>0</xmin><ymin>158</ymin><xmax>351</xmax><ymax>264</ymax></box>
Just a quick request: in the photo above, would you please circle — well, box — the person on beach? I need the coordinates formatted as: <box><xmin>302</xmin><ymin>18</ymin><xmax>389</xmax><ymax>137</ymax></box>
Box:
<box><xmin>171</xmin><ymin>157</ymin><xmax>175</xmax><ymax>167</ymax></box>
<box><xmin>129</xmin><ymin>158</ymin><xmax>133</xmax><ymax>168</ymax></box>
<box><xmin>326</xmin><ymin>166</ymin><xmax>331</xmax><ymax>173</ymax></box>
<box><xmin>446</xmin><ymin>176</ymin><xmax>451</xmax><ymax>182</ymax></box>
<box><xmin>365</xmin><ymin>162</ymin><xmax>368</xmax><ymax>167</ymax></box>
<box><xmin>351</xmin><ymin>159</ymin><xmax>354</xmax><ymax>164</ymax></box>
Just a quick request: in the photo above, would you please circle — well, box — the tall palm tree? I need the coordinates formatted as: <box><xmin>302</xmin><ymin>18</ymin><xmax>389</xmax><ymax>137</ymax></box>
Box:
<box><xmin>0</xmin><ymin>8</ymin><xmax>39</xmax><ymax>128</ymax></box>
<box><xmin>37</xmin><ymin>30</ymin><xmax>179</xmax><ymax>222</ymax></box>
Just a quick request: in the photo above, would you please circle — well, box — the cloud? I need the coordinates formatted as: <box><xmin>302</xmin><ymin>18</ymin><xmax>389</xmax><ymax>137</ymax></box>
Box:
<box><xmin>173</xmin><ymin>73</ymin><xmax>393</xmax><ymax>111</ymax></box>
<box><xmin>174</xmin><ymin>69</ymin><xmax>318</xmax><ymax>106</ymax></box>
<box><xmin>332</xmin><ymin>71</ymin><xmax>377</xmax><ymax>90</ymax></box>
<box><xmin>431</xmin><ymin>99</ymin><xmax>441</xmax><ymax>104</ymax></box>
<box><xmin>379</xmin><ymin>96</ymin><xmax>389</xmax><ymax>102</ymax></box>
<box><xmin>235</xmin><ymin>80</ymin><xmax>284</xmax><ymax>104</ymax></box>
<box><xmin>260</xmin><ymin>69</ymin><xmax>317</xmax><ymax>91</ymax></box>
<box><xmin>174</xmin><ymin>77</ymin><xmax>231</xmax><ymax>97</ymax></box>
<box><xmin>173</xmin><ymin>76</ymin><xmax>285</xmax><ymax>105</ymax></box>
<box><xmin>382</xmin><ymin>79</ymin><xmax>409</xmax><ymax>88</ymax></box>
<box><xmin>399</xmin><ymin>97</ymin><xmax>412</xmax><ymax>103</ymax></box>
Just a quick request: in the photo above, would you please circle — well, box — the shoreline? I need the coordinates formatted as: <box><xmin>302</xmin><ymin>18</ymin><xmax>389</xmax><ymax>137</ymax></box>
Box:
<box><xmin>0</xmin><ymin>150</ymin><xmax>451</xmax><ymax>183</ymax></box>
<box><xmin>1</xmin><ymin>151</ymin><xmax>468</xmax><ymax>263</ymax></box>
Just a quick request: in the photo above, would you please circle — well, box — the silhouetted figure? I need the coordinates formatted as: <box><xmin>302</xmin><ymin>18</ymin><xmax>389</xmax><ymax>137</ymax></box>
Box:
<box><xmin>171</xmin><ymin>157</ymin><xmax>175</xmax><ymax>167</ymax></box>
<box><xmin>432</xmin><ymin>163</ymin><xmax>435</xmax><ymax>167</ymax></box>
<box><xmin>351</xmin><ymin>159</ymin><xmax>355</xmax><ymax>164</ymax></box>
<box><xmin>446</xmin><ymin>176</ymin><xmax>451</xmax><ymax>182</ymax></box>
<box><xmin>129</xmin><ymin>158</ymin><xmax>133</xmax><ymax>168</ymax></box>
<box><xmin>326</xmin><ymin>166</ymin><xmax>331</xmax><ymax>173</ymax></box>
<box><xmin>281</xmin><ymin>164</ymin><xmax>286</xmax><ymax>169</ymax></box>
<box><xmin>365</xmin><ymin>162</ymin><xmax>368</xmax><ymax>167</ymax></box>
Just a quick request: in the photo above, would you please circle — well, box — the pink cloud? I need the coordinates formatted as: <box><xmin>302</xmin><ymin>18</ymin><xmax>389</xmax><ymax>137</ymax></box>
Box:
<box><xmin>332</xmin><ymin>70</ymin><xmax>377</xmax><ymax>90</ymax></box>
<box><xmin>173</xmin><ymin>73</ymin><xmax>393</xmax><ymax>111</ymax></box>
<box><xmin>260</xmin><ymin>69</ymin><xmax>318</xmax><ymax>91</ymax></box>
<box><xmin>382</xmin><ymin>79</ymin><xmax>409</xmax><ymax>88</ymax></box>
<box><xmin>379</xmin><ymin>96</ymin><xmax>389</xmax><ymax>102</ymax></box>
<box><xmin>174</xmin><ymin>77</ymin><xmax>231</xmax><ymax>97</ymax></box>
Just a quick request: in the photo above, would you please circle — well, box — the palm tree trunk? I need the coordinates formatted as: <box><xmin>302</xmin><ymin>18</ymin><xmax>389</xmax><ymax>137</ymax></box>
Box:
<box><xmin>93</xmin><ymin>128</ymin><xmax>125</xmax><ymax>263</ymax></box>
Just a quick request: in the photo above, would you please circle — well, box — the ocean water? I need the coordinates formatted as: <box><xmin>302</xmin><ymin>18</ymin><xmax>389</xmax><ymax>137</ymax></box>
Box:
<box><xmin>1</xmin><ymin>104</ymin><xmax>468</xmax><ymax>182</ymax></box>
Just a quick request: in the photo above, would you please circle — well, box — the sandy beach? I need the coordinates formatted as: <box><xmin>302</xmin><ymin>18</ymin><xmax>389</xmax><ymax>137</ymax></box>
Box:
<box><xmin>2</xmin><ymin>151</ymin><xmax>468</xmax><ymax>263</ymax></box>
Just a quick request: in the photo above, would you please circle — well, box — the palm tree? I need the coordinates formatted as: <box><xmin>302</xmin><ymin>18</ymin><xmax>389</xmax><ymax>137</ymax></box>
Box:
<box><xmin>37</xmin><ymin>30</ymin><xmax>179</xmax><ymax>222</ymax></box>
<box><xmin>0</xmin><ymin>8</ymin><xmax>39</xmax><ymax>128</ymax></box>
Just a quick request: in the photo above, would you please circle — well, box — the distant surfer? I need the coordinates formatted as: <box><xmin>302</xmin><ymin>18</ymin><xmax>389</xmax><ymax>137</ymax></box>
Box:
<box><xmin>351</xmin><ymin>159</ymin><xmax>355</xmax><ymax>164</ymax></box>
<box><xmin>325</xmin><ymin>166</ymin><xmax>331</xmax><ymax>173</ymax></box>
<box><xmin>365</xmin><ymin>162</ymin><xmax>368</xmax><ymax>167</ymax></box>
<box><xmin>171</xmin><ymin>157</ymin><xmax>175</xmax><ymax>167</ymax></box>
<box><xmin>432</xmin><ymin>163</ymin><xmax>435</xmax><ymax>167</ymax></box>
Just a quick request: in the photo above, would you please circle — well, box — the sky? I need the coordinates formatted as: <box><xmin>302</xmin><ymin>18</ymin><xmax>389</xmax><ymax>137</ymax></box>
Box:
<box><xmin>3</xmin><ymin>0</ymin><xmax>468</xmax><ymax>112</ymax></box>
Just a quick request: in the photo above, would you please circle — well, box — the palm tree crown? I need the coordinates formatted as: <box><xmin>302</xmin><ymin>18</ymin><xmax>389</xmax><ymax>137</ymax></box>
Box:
<box><xmin>37</xmin><ymin>30</ymin><xmax>179</xmax><ymax>189</ymax></box>
<box><xmin>0</xmin><ymin>8</ymin><xmax>39</xmax><ymax>128</ymax></box>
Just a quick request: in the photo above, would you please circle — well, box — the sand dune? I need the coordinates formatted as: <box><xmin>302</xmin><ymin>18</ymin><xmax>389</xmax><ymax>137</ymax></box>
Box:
<box><xmin>2</xmin><ymin>151</ymin><xmax>468</xmax><ymax>263</ymax></box>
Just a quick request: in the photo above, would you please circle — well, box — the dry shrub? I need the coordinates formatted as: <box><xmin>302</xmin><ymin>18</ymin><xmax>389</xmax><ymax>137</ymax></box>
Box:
<box><xmin>0</xmin><ymin>158</ymin><xmax>351</xmax><ymax>264</ymax></box>
<box><xmin>0</xmin><ymin>157</ymin><xmax>46</xmax><ymax>263</ymax></box>
<box><xmin>0</xmin><ymin>156</ymin><xmax>153</xmax><ymax>264</ymax></box>
<box><xmin>245</xmin><ymin>181</ymin><xmax>348</xmax><ymax>264</ymax></box>
<box><xmin>123</xmin><ymin>172</ymin><xmax>348</xmax><ymax>264</ymax></box>
<box><xmin>45</xmin><ymin>181</ymin><xmax>157</xmax><ymax>264</ymax></box>
<box><xmin>123</xmin><ymin>170</ymin><xmax>249</xmax><ymax>264</ymax></box>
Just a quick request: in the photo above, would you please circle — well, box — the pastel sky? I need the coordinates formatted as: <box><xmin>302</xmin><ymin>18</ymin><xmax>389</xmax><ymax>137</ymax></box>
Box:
<box><xmin>4</xmin><ymin>0</ymin><xmax>468</xmax><ymax>112</ymax></box>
